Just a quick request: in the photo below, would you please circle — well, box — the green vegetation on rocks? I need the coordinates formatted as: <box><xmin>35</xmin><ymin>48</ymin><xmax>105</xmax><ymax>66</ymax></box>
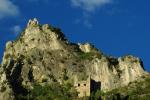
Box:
<box><xmin>90</xmin><ymin>76</ymin><xmax>150</xmax><ymax>100</ymax></box>
<box><xmin>17</xmin><ymin>82</ymin><xmax>78</xmax><ymax>100</ymax></box>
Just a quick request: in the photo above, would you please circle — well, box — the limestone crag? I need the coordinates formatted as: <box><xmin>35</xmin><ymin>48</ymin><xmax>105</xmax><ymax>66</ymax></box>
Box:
<box><xmin>89</xmin><ymin>56</ymin><xmax>146</xmax><ymax>91</ymax></box>
<box><xmin>0</xmin><ymin>18</ymin><xmax>148</xmax><ymax>100</ymax></box>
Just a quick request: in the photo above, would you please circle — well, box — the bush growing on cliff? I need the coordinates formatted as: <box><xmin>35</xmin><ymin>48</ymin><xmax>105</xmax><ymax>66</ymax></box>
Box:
<box><xmin>18</xmin><ymin>82</ymin><xmax>78</xmax><ymax>100</ymax></box>
<box><xmin>93</xmin><ymin>77</ymin><xmax>150</xmax><ymax>100</ymax></box>
<box><xmin>77</xmin><ymin>52</ymin><xmax>94</xmax><ymax>60</ymax></box>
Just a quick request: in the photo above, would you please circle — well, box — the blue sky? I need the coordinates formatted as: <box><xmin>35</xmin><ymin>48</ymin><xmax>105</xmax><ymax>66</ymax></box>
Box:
<box><xmin>0</xmin><ymin>0</ymin><xmax>150</xmax><ymax>71</ymax></box>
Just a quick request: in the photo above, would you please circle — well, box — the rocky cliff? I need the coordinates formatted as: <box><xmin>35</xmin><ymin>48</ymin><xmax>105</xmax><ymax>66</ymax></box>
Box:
<box><xmin>0</xmin><ymin>18</ymin><xmax>148</xmax><ymax>100</ymax></box>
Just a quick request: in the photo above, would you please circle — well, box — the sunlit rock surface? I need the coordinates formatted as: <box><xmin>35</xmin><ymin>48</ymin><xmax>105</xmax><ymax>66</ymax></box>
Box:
<box><xmin>0</xmin><ymin>18</ymin><xmax>148</xmax><ymax>100</ymax></box>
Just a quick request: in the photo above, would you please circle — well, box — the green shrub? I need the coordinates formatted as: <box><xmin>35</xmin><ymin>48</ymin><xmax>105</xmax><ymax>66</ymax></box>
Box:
<box><xmin>4</xmin><ymin>53</ymin><xmax>11</xmax><ymax>59</ymax></box>
<box><xmin>77</xmin><ymin>52</ymin><xmax>94</xmax><ymax>60</ymax></box>
<box><xmin>19</xmin><ymin>82</ymin><xmax>78</xmax><ymax>100</ymax></box>
<box><xmin>0</xmin><ymin>86</ymin><xmax>6</xmax><ymax>92</ymax></box>
<box><xmin>62</xmin><ymin>68</ymin><xmax>69</xmax><ymax>81</ymax></box>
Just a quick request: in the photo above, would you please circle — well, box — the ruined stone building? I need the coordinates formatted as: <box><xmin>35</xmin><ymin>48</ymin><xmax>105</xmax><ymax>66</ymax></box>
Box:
<box><xmin>74</xmin><ymin>76</ymin><xmax>101</xmax><ymax>97</ymax></box>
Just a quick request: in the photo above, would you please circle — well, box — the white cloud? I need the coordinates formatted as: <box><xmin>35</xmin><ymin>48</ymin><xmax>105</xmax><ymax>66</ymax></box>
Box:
<box><xmin>11</xmin><ymin>25</ymin><xmax>21</xmax><ymax>35</ymax></box>
<box><xmin>71</xmin><ymin>0</ymin><xmax>113</xmax><ymax>28</ymax></box>
<box><xmin>71</xmin><ymin>0</ymin><xmax>112</xmax><ymax>12</ymax></box>
<box><xmin>0</xmin><ymin>0</ymin><xmax>19</xmax><ymax>19</ymax></box>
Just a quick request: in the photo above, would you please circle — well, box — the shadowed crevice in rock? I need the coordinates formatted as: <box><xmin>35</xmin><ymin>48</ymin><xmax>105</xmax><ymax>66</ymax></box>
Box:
<box><xmin>5</xmin><ymin>58</ymin><xmax>28</xmax><ymax>99</ymax></box>
<box><xmin>28</xmin><ymin>67</ymin><xmax>34</xmax><ymax>82</ymax></box>
<box><xmin>91</xmin><ymin>79</ymin><xmax>101</xmax><ymax>93</ymax></box>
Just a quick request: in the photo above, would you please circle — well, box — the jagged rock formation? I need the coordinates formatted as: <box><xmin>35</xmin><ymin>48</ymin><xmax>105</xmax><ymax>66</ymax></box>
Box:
<box><xmin>0</xmin><ymin>18</ymin><xmax>149</xmax><ymax>100</ymax></box>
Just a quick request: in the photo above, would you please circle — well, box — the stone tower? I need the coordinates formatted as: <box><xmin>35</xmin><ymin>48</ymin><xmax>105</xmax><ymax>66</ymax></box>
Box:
<box><xmin>74</xmin><ymin>76</ymin><xmax>91</xmax><ymax>97</ymax></box>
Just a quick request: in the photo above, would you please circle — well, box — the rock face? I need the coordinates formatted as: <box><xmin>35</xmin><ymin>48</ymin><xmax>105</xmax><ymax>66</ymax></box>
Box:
<box><xmin>0</xmin><ymin>18</ymin><xmax>148</xmax><ymax>99</ymax></box>
<box><xmin>89</xmin><ymin>56</ymin><xmax>145</xmax><ymax>91</ymax></box>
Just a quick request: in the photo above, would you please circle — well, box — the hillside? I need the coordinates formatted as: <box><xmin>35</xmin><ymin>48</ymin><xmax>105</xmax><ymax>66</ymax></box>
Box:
<box><xmin>97</xmin><ymin>75</ymin><xmax>150</xmax><ymax>100</ymax></box>
<box><xmin>0</xmin><ymin>18</ymin><xmax>149</xmax><ymax>100</ymax></box>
